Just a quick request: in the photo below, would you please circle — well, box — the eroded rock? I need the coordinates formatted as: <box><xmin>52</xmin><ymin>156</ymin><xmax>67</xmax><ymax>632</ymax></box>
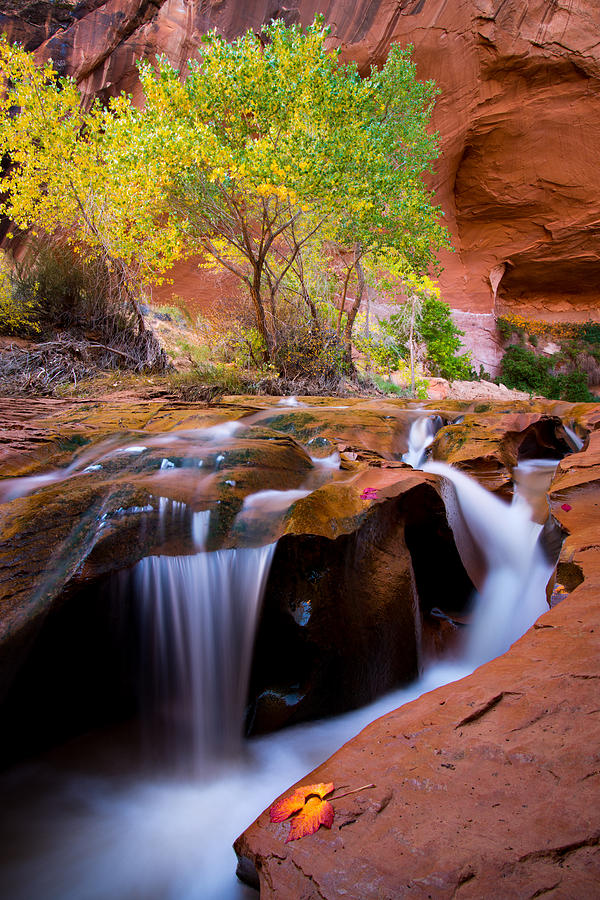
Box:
<box><xmin>0</xmin><ymin>397</ymin><xmax>466</xmax><ymax>762</ymax></box>
<box><xmin>234</xmin><ymin>405</ymin><xmax>600</xmax><ymax>899</ymax></box>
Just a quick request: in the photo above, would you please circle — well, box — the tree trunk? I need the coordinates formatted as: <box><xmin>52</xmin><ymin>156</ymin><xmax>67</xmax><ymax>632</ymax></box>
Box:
<box><xmin>409</xmin><ymin>296</ymin><xmax>416</xmax><ymax>395</ymax></box>
<box><xmin>336</xmin><ymin>263</ymin><xmax>354</xmax><ymax>338</ymax></box>
<box><xmin>250</xmin><ymin>267</ymin><xmax>272</xmax><ymax>362</ymax></box>
<box><xmin>343</xmin><ymin>247</ymin><xmax>365</xmax><ymax>359</ymax></box>
<box><xmin>111</xmin><ymin>256</ymin><xmax>147</xmax><ymax>335</ymax></box>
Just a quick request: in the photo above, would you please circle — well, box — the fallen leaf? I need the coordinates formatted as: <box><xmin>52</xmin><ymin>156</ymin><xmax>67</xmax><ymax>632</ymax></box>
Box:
<box><xmin>360</xmin><ymin>487</ymin><xmax>378</xmax><ymax>500</ymax></box>
<box><xmin>269</xmin><ymin>781</ymin><xmax>375</xmax><ymax>842</ymax></box>
<box><xmin>286</xmin><ymin>795</ymin><xmax>334</xmax><ymax>842</ymax></box>
<box><xmin>270</xmin><ymin>782</ymin><xmax>334</xmax><ymax>823</ymax></box>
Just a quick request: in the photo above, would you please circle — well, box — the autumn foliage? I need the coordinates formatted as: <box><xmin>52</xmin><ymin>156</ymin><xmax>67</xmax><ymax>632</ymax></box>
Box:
<box><xmin>270</xmin><ymin>782</ymin><xmax>335</xmax><ymax>843</ymax></box>
<box><xmin>0</xmin><ymin>18</ymin><xmax>448</xmax><ymax>368</ymax></box>
<box><xmin>269</xmin><ymin>781</ymin><xmax>375</xmax><ymax>842</ymax></box>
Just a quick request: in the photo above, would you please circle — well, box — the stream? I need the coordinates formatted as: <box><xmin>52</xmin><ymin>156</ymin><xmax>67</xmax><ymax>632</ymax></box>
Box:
<box><xmin>0</xmin><ymin>415</ymin><xmax>560</xmax><ymax>899</ymax></box>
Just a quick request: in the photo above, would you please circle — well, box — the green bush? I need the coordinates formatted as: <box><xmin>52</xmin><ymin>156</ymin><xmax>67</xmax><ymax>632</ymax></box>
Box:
<box><xmin>419</xmin><ymin>296</ymin><xmax>473</xmax><ymax>379</ymax></box>
<box><xmin>552</xmin><ymin>371</ymin><xmax>594</xmax><ymax>402</ymax></box>
<box><xmin>498</xmin><ymin>345</ymin><xmax>594</xmax><ymax>401</ymax></box>
<box><xmin>378</xmin><ymin>295</ymin><xmax>472</xmax><ymax>381</ymax></box>
<box><xmin>499</xmin><ymin>345</ymin><xmax>551</xmax><ymax>393</ymax></box>
<box><xmin>579</xmin><ymin>321</ymin><xmax>600</xmax><ymax>346</ymax></box>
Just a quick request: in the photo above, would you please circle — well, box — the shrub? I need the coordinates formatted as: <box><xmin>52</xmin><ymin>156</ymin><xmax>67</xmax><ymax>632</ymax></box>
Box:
<box><xmin>0</xmin><ymin>239</ymin><xmax>167</xmax><ymax>393</ymax></box>
<box><xmin>367</xmin><ymin>295</ymin><xmax>472</xmax><ymax>382</ymax></box>
<box><xmin>497</xmin><ymin>314</ymin><xmax>578</xmax><ymax>342</ymax></box>
<box><xmin>553</xmin><ymin>371</ymin><xmax>594</xmax><ymax>402</ymax></box>
<box><xmin>579</xmin><ymin>321</ymin><xmax>600</xmax><ymax>346</ymax></box>
<box><xmin>0</xmin><ymin>251</ymin><xmax>40</xmax><ymax>336</ymax></box>
<box><xmin>498</xmin><ymin>345</ymin><xmax>551</xmax><ymax>393</ymax></box>
<box><xmin>273</xmin><ymin>317</ymin><xmax>351</xmax><ymax>388</ymax></box>
<box><xmin>419</xmin><ymin>296</ymin><xmax>473</xmax><ymax>379</ymax></box>
<box><xmin>498</xmin><ymin>345</ymin><xmax>594</xmax><ymax>401</ymax></box>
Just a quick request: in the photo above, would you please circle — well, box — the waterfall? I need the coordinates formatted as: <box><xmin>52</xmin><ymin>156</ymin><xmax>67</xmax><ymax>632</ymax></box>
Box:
<box><xmin>0</xmin><ymin>415</ymin><xmax>569</xmax><ymax>900</ymax></box>
<box><xmin>402</xmin><ymin>415</ymin><xmax>443</xmax><ymax>468</ymax></box>
<box><xmin>134</xmin><ymin>507</ymin><xmax>275</xmax><ymax>767</ymax></box>
<box><xmin>403</xmin><ymin>414</ymin><xmax>556</xmax><ymax>665</ymax></box>
<box><xmin>424</xmin><ymin>460</ymin><xmax>553</xmax><ymax>665</ymax></box>
<box><xmin>563</xmin><ymin>424</ymin><xmax>583</xmax><ymax>452</ymax></box>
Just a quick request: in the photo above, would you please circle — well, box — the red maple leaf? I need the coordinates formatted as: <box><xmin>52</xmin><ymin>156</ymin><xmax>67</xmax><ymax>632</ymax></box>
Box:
<box><xmin>270</xmin><ymin>782</ymin><xmax>334</xmax><ymax>842</ymax></box>
<box><xmin>269</xmin><ymin>782</ymin><xmax>375</xmax><ymax>842</ymax></box>
<box><xmin>360</xmin><ymin>487</ymin><xmax>378</xmax><ymax>501</ymax></box>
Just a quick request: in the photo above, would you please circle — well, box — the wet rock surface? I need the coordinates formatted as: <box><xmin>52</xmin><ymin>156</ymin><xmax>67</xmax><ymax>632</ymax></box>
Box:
<box><xmin>0</xmin><ymin>395</ymin><xmax>578</xmax><ymax>761</ymax></box>
<box><xmin>234</xmin><ymin>403</ymin><xmax>600</xmax><ymax>899</ymax></box>
<box><xmin>249</xmin><ymin>481</ymin><xmax>474</xmax><ymax>734</ymax></box>
<box><xmin>430</xmin><ymin>408</ymin><xmax>579</xmax><ymax>493</ymax></box>
<box><xmin>0</xmin><ymin>398</ymin><xmax>452</xmax><ymax>761</ymax></box>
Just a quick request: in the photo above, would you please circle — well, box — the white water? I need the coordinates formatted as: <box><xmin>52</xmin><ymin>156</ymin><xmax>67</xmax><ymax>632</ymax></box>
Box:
<box><xmin>129</xmin><ymin>504</ymin><xmax>275</xmax><ymax>767</ymax></box>
<box><xmin>399</xmin><ymin>413</ymin><xmax>554</xmax><ymax>663</ymax></box>
<box><xmin>0</xmin><ymin>666</ymin><xmax>464</xmax><ymax>900</ymax></box>
<box><xmin>135</xmin><ymin>545</ymin><xmax>275</xmax><ymax>767</ymax></box>
<box><xmin>241</xmin><ymin>489</ymin><xmax>312</xmax><ymax>514</ymax></box>
<box><xmin>0</xmin><ymin>416</ymin><xmax>561</xmax><ymax>900</ymax></box>
<box><xmin>309</xmin><ymin>451</ymin><xmax>340</xmax><ymax>469</ymax></box>
<box><xmin>0</xmin><ymin>419</ymin><xmax>246</xmax><ymax>503</ymax></box>
<box><xmin>402</xmin><ymin>414</ymin><xmax>442</xmax><ymax>468</ymax></box>
<box><xmin>563</xmin><ymin>424</ymin><xmax>584</xmax><ymax>452</ymax></box>
<box><xmin>424</xmin><ymin>460</ymin><xmax>552</xmax><ymax>664</ymax></box>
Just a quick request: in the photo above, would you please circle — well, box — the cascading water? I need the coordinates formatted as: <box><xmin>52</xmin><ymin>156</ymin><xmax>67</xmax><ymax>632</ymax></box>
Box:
<box><xmin>0</xmin><ymin>412</ymin><xmax>565</xmax><ymax>900</ymax></box>
<box><xmin>563</xmin><ymin>423</ymin><xmax>583</xmax><ymax>452</ymax></box>
<box><xmin>402</xmin><ymin>414</ymin><xmax>443</xmax><ymax>467</ymax></box>
<box><xmin>133</xmin><ymin>506</ymin><xmax>275</xmax><ymax>767</ymax></box>
<box><xmin>424</xmin><ymin>460</ymin><xmax>552</xmax><ymax>665</ymax></box>
<box><xmin>403</xmin><ymin>413</ymin><xmax>556</xmax><ymax>664</ymax></box>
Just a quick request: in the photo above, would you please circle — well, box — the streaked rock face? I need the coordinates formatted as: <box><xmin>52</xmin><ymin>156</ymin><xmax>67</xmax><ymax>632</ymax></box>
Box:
<box><xmin>2</xmin><ymin>0</ymin><xmax>599</xmax><ymax>371</ymax></box>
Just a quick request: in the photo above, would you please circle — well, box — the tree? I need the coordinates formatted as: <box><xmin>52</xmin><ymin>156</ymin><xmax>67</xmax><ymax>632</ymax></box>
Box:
<box><xmin>357</xmin><ymin>274</ymin><xmax>471</xmax><ymax>392</ymax></box>
<box><xmin>0</xmin><ymin>19</ymin><xmax>449</xmax><ymax>361</ymax></box>
<box><xmin>0</xmin><ymin>38</ymin><xmax>186</xmax><ymax>332</ymax></box>
<box><xmin>419</xmin><ymin>293</ymin><xmax>472</xmax><ymax>380</ymax></box>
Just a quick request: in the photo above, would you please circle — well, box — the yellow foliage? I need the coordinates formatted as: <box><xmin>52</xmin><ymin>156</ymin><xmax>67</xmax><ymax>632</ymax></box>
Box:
<box><xmin>0</xmin><ymin>252</ymin><xmax>40</xmax><ymax>335</ymax></box>
<box><xmin>498</xmin><ymin>314</ymin><xmax>578</xmax><ymax>340</ymax></box>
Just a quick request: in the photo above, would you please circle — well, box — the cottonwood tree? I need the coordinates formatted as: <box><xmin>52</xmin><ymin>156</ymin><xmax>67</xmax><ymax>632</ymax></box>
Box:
<box><xmin>0</xmin><ymin>19</ymin><xmax>449</xmax><ymax>362</ymax></box>
<box><xmin>0</xmin><ymin>38</ymin><xmax>187</xmax><ymax>333</ymax></box>
<box><xmin>134</xmin><ymin>18</ymin><xmax>449</xmax><ymax>359</ymax></box>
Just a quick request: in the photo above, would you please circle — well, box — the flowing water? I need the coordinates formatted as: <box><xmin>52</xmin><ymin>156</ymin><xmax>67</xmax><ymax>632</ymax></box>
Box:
<box><xmin>0</xmin><ymin>415</ymin><xmax>562</xmax><ymax>899</ymax></box>
<box><xmin>401</xmin><ymin>414</ymin><xmax>443</xmax><ymax>468</ymax></box>
<box><xmin>134</xmin><ymin>533</ymin><xmax>275</xmax><ymax>767</ymax></box>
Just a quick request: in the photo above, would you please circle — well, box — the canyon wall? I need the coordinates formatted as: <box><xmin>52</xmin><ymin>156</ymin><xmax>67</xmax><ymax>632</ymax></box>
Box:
<box><xmin>1</xmin><ymin>0</ymin><xmax>599</xmax><ymax>371</ymax></box>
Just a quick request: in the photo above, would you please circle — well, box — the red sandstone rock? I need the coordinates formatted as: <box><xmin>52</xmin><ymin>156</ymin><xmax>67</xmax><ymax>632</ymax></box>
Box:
<box><xmin>234</xmin><ymin>413</ymin><xmax>600</xmax><ymax>898</ymax></box>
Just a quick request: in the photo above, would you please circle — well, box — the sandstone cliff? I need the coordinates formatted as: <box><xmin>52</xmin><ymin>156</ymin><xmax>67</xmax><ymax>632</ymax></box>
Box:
<box><xmin>1</xmin><ymin>0</ymin><xmax>599</xmax><ymax>372</ymax></box>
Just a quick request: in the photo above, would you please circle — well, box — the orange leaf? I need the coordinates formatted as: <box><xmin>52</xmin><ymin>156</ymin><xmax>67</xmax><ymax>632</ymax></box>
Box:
<box><xmin>270</xmin><ymin>782</ymin><xmax>334</xmax><ymax>823</ymax></box>
<box><xmin>285</xmin><ymin>795</ymin><xmax>334</xmax><ymax>843</ymax></box>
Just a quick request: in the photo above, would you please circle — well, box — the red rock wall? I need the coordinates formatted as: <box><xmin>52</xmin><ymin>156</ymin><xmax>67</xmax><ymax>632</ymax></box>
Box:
<box><xmin>2</xmin><ymin>0</ymin><xmax>599</xmax><ymax>371</ymax></box>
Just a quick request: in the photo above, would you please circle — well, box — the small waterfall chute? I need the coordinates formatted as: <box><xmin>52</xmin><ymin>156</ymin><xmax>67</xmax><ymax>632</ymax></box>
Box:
<box><xmin>134</xmin><ymin>506</ymin><xmax>275</xmax><ymax>767</ymax></box>
<box><xmin>402</xmin><ymin>415</ymin><xmax>443</xmax><ymax>468</ymax></box>
<box><xmin>424</xmin><ymin>460</ymin><xmax>553</xmax><ymax>665</ymax></box>
<box><xmin>563</xmin><ymin>424</ymin><xmax>584</xmax><ymax>452</ymax></box>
